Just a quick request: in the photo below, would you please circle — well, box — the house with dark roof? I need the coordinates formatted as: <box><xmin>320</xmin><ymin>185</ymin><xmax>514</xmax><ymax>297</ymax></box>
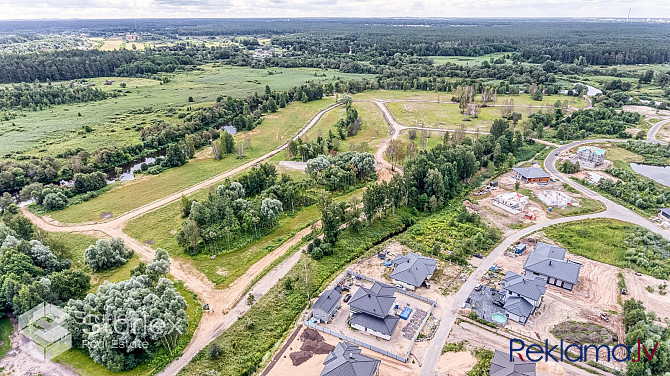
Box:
<box><xmin>390</xmin><ymin>252</ymin><xmax>437</xmax><ymax>290</ymax></box>
<box><xmin>490</xmin><ymin>350</ymin><xmax>536</xmax><ymax>376</ymax></box>
<box><xmin>524</xmin><ymin>242</ymin><xmax>581</xmax><ymax>291</ymax></box>
<box><xmin>348</xmin><ymin>282</ymin><xmax>399</xmax><ymax>340</ymax></box>
<box><xmin>501</xmin><ymin>272</ymin><xmax>546</xmax><ymax>324</ymax></box>
<box><xmin>512</xmin><ymin>167</ymin><xmax>551</xmax><ymax>183</ymax></box>
<box><xmin>312</xmin><ymin>286</ymin><xmax>342</xmax><ymax>323</ymax></box>
<box><xmin>660</xmin><ymin>208</ymin><xmax>670</xmax><ymax>221</ymax></box>
<box><xmin>320</xmin><ymin>342</ymin><xmax>380</xmax><ymax>376</ymax></box>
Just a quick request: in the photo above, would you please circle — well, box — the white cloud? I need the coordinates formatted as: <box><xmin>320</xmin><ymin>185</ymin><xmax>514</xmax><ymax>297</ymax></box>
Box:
<box><xmin>0</xmin><ymin>0</ymin><xmax>669</xmax><ymax>19</ymax></box>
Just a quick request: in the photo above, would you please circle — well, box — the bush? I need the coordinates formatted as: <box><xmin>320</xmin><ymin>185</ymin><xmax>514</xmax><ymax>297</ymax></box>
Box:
<box><xmin>83</xmin><ymin>238</ymin><xmax>133</xmax><ymax>272</ymax></box>
<box><xmin>43</xmin><ymin>192</ymin><xmax>67</xmax><ymax>210</ymax></box>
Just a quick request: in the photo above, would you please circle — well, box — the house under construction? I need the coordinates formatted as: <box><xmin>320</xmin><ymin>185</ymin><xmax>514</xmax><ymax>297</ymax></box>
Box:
<box><xmin>493</xmin><ymin>192</ymin><xmax>529</xmax><ymax>214</ymax></box>
<box><xmin>537</xmin><ymin>190</ymin><xmax>575</xmax><ymax>208</ymax></box>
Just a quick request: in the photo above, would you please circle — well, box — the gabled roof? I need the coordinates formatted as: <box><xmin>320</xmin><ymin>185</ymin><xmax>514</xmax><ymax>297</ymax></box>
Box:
<box><xmin>321</xmin><ymin>342</ymin><xmax>380</xmax><ymax>376</ymax></box>
<box><xmin>512</xmin><ymin>167</ymin><xmax>550</xmax><ymax>179</ymax></box>
<box><xmin>390</xmin><ymin>252</ymin><xmax>438</xmax><ymax>288</ymax></box>
<box><xmin>349</xmin><ymin>313</ymin><xmax>399</xmax><ymax>337</ymax></box>
<box><xmin>524</xmin><ymin>242</ymin><xmax>581</xmax><ymax>285</ymax></box>
<box><xmin>502</xmin><ymin>272</ymin><xmax>546</xmax><ymax>301</ymax></box>
<box><xmin>490</xmin><ymin>350</ymin><xmax>536</xmax><ymax>376</ymax></box>
<box><xmin>349</xmin><ymin>282</ymin><xmax>396</xmax><ymax>318</ymax></box>
<box><xmin>504</xmin><ymin>296</ymin><xmax>535</xmax><ymax>319</ymax></box>
<box><xmin>313</xmin><ymin>287</ymin><xmax>342</xmax><ymax>314</ymax></box>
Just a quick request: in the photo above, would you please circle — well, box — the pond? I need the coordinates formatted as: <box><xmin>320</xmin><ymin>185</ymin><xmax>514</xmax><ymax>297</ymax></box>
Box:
<box><xmin>630</xmin><ymin>163</ymin><xmax>670</xmax><ymax>187</ymax></box>
<box><xmin>572</xmin><ymin>82</ymin><xmax>602</xmax><ymax>96</ymax></box>
<box><xmin>105</xmin><ymin>150</ymin><xmax>166</xmax><ymax>182</ymax></box>
<box><xmin>222</xmin><ymin>125</ymin><xmax>237</xmax><ymax>135</ymax></box>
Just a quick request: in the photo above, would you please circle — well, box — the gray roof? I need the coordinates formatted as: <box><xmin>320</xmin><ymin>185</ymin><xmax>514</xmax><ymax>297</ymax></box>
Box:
<box><xmin>512</xmin><ymin>167</ymin><xmax>550</xmax><ymax>179</ymax></box>
<box><xmin>502</xmin><ymin>272</ymin><xmax>546</xmax><ymax>301</ymax></box>
<box><xmin>313</xmin><ymin>287</ymin><xmax>342</xmax><ymax>314</ymax></box>
<box><xmin>349</xmin><ymin>313</ymin><xmax>399</xmax><ymax>337</ymax></box>
<box><xmin>490</xmin><ymin>350</ymin><xmax>536</xmax><ymax>376</ymax></box>
<box><xmin>534</xmin><ymin>242</ymin><xmax>567</xmax><ymax>259</ymax></box>
<box><xmin>504</xmin><ymin>296</ymin><xmax>535</xmax><ymax>319</ymax></box>
<box><xmin>661</xmin><ymin>208</ymin><xmax>670</xmax><ymax>217</ymax></box>
<box><xmin>321</xmin><ymin>342</ymin><xmax>380</xmax><ymax>376</ymax></box>
<box><xmin>349</xmin><ymin>282</ymin><xmax>396</xmax><ymax>318</ymax></box>
<box><xmin>390</xmin><ymin>252</ymin><xmax>437</xmax><ymax>288</ymax></box>
<box><xmin>524</xmin><ymin>243</ymin><xmax>581</xmax><ymax>285</ymax></box>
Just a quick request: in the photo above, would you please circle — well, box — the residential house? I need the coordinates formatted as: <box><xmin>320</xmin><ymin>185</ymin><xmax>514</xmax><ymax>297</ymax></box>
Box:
<box><xmin>660</xmin><ymin>208</ymin><xmax>670</xmax><ymax>221</ymax></box>
<box><xmin>501</xmin><ymin>272</ymin><xmax>546</xmax><ymax>325</ymax></box>
<box><xmin>524</xmin><ymin>242</ymin><xmax>581</xmax><ymax>291</ymax></box>
<box><xmin>312</xmin><ymin>286</ymin><xmax>342</xmax><ymax>323</ymax></box>
<box><xmin>390</xmin><ymin>252</ymin><xmax>437</xmax><ymax>290</ymax></box>
<box><xmin>348</xmin><ymin>282</ymin><xmax>399</xmax><ymax>340</ymax></box>
<box><xmin>320</xmin><ymin>342</ymin><xmax>380</xmax><ymax>376</ymax></box>
<box><xmin>490</xmin><ymin>350</ymin><xmax>536</xmax><ymax>376</ymax></box>
<box><xmin>577</xmin><ymin>146</ymin><xmax>606</xmax><ymax>168</ymax></box>
<box><xmin>511</xmin><ymin>167</ymin><xmax>551</xmax><ymax>183</ymax></box>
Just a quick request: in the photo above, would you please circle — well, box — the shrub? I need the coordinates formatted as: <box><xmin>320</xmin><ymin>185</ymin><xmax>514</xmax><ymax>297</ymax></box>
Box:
<box><xmin>83</xmin><ymin>238</ymin><xmax>133</xmax><ymax>272</ymax></box>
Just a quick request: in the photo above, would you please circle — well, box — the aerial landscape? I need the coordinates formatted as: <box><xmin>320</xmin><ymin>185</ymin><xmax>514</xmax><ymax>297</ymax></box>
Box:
<box><xmin>0</xmin><ymin>5</ymin><xmax>670</xmax><ymax>376</ymax></box>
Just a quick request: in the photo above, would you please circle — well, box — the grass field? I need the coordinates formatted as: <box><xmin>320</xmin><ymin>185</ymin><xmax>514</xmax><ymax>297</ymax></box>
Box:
<box><xmin>99</xmin><ymin>38</ymin><xmax>125</xmax><ymax>51</ymax></box>
<box><xmin>47</xmin><ymin>98</ymin><xmax>335</xmax><ymax>223</ymax></box>
<box><xmin>0</xmin><ymin>317</ymin><xmax>12</xmax><ymax>359</ymax></box>
<box><xmin>544</xmin><ymin>219</ymin><xmax>634</xmax><ymax>268</ymax></box>
<box><xmin>428</xmin><ymin>53</ymin><xmax>510</xmax><ymax>66</ymax></box>
<box><xmin>385</xmin><ymin>97</ymin><xmax>581</xmax><ymax>131</ymax></box>
<box><xmin>1</xmin><ymin>64</ymin><xmax>373</xmax><ymax>158</ymax></box>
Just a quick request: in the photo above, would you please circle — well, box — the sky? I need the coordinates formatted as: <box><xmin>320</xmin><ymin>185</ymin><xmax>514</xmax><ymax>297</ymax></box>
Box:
<box><xmin>0</xmin><ymin>0</ymin><xmax>669</xmax><ymax>20</ymax></box>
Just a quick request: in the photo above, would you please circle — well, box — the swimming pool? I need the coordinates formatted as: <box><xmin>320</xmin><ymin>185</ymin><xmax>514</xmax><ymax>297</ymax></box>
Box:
<box><xmin>492</xmin><ymin>312</ymin><xmax>507</xmax><ymax>324</ymax></box>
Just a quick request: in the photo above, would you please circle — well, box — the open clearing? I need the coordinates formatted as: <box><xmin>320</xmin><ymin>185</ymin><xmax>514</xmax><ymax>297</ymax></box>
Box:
<box><xmin>1</xmin><ymin>65</ymin><xmax>373</xmax><ymax>158</ymax></box>
<box><xmin>46</xmin><ymin>98</ymin><xmax>334</xmax><ymax>223</ymax></box>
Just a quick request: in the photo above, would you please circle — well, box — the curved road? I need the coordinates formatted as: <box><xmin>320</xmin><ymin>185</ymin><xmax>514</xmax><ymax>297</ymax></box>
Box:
<box><xmin>647</xmin><ymin>117</ymin><xmax>670</xmax><ymax>144</ymax></box>
<box><xmin>419</xmin><ymin>136</ymin><xmax>670</xmax><ymax>375</ymax></box>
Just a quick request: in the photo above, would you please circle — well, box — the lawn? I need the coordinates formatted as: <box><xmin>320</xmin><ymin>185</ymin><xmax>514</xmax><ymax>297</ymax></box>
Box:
<box><xmin>428</xmin><ymin>53</ymin><xmax>510</xmax><ymax>66</ymax></box>
<box><xmin>44</xmin><ymin>231</ymin><xmax>100</xmax><ymax>269</ymax></box>
<box><xmin>46</xmin><ymin>98</ymin><xmax>336</xmax><ymax>223</ymax></box>
<box><xmin>0</xmin><ymin>317</ymin><xmax>12</xmax><ymax>359</ymax></box>
<box><xmin>543</xmin><ymin>219</ymin><xmax>634</xmax><ymax>268</ymax></box>
<box><xmin>1</xmin><ymin>64</ymin><xmax>373</xmax><ymax>158</ymax></box>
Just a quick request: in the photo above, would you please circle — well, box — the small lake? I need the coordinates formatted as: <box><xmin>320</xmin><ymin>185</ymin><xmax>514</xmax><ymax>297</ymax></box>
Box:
<box><xmin>572</xmin><ymin>82</ymin><xmax>602</xmax><ymax>96</ymax></box>
<box><xmin>630</xmin><ymin>163</ymin><xmax>670</xmax><ymax>187</ymax></box>
<box><xmin>223</xmin><ymin>125</ymin><xmax>237</xmax><ymax>135</ymax></box>
<box><xmin>105</xmin><ymin>150</ymin><xmax>165</xmax><ymax>182</ymax></box>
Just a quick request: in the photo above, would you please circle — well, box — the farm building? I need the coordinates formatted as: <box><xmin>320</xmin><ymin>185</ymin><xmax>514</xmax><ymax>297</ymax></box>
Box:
<box><xmin>490</xmin><ymin>350</ymin><xmax>536</xmax><ymax>376</ymax></box>
<box><xmin>348</xmin><ymin>282</ymin><xmax>399</xmax><ymax>340</ymax></box>
<box><xmin>577</xmin><ymin>146</ymin><xmax>606</xmax><ymax>168</ymax></box>
<box><xmin>501</xmin><ymin>272</ymin><xmax>546</xmax><ymax>325</ymax></box>
<box><xmin>311</xmin><ymin>286</ymin><xmax>342</xmax><ymax>323</ymax></box>
<box><xmin>493</xmin><ymin>192</ymin><xmax>529</xmax><ymax>214</ymax></box>
<box><xmin>511</xmin><ymin>167</ymin><xmax>551</xmax><ymax>183</ymax></box>
<box><xmin>320</xmin><ymin>342</ymin><xmax>380</xmax><ymax>376</ymax></box>
<box><xmin>523</xmin><ymin>242</ymin><xmax>581</xmax><ymax>291</ymax></box>
<box><xmin>537</xmin><ymin>190</ymin><xmax>574</xmax><ymax>208</ymax></box>
<box><xmin>390</xmin><ymin>252</ymin><xmax>437</xmax><ymax>290</ymax></box>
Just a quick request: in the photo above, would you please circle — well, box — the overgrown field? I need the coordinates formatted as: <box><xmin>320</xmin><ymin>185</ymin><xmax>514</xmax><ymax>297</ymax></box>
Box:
<box><xmin>544</xmin><ymin>219</ymin><xmax>670</xmax><ymax>279</ymax></box>
<box><xmin>1</xmin><ymin>65</ymin><xmax>372</xmax><ymax>158</ymax></box>
<box><xmin>46</xmin><ymin>98</ymin><xmax>335</xmax><ymax>223</ymax></box>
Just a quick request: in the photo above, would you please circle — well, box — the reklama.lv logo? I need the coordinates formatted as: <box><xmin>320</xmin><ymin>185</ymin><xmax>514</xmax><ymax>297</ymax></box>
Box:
<box><xmin>510</xmin><ymin>339</ymin><xmax>659</xmax><ymax>363</ymax></box>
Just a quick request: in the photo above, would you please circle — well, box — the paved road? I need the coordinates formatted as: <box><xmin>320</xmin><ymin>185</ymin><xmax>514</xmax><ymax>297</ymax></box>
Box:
<box><xmin>647</xmin><ymin>117</ymin><xmax>670</xmax><ymax>144</ymax></box>
<box><xmin>419</xmin><ymin>137</ymin><xmax>670</xmax><ymax>376</ymax></box>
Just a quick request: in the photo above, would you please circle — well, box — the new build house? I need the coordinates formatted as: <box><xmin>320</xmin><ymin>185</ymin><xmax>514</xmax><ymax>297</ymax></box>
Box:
<box><xmin>511</xmin><ymin>167</ymin><xmax>551</xmax><ymax>183</ymax></box>
<box><xmin>320</xmin><ymin>342</ymin><xmax>380</xmax><ymax>376</ymax></box>
<box><xmin>524</xmin><ymin>242</ymin><xmax>581</xmax><ymax>291</ymax></box>
<box><xmin>577</xmin><ymin>146</ymin><xmax>606</xmax><ymax>168</ymax></box>
<box><xmin>348</xmin><ymin>282</ymin><xmax>399</xmax><ymax>340</ymax></box>
<box><xmin>490</xmin><ymin>350</ymin><xmax>536</xmax><ymax>376</ymax></box>
<box><xmin>390</xmin><ymin>252</ymin><xmax>437</xmax><ymax>290</ymax></box>
<box><xmin>501</xmin><ymin>271</ymin><xmax>547</xmax><ymax>325</ymax></box>
<box><xmin>312</xmin><ymin>286</ymin><xmax>342</xmax><ymax>323</ymax></box>
<box><xmin>660</xmin><ymin>208</ymin><xmax>670</xmax><ymax>221</ymax></box>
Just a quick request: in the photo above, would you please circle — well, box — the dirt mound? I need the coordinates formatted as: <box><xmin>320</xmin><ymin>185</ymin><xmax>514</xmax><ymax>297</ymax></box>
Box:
<box><xmin>301</xmin><ymin>339</ymin><xmax>335</xmax><ymax>354</ymax></box>
<box><xmin>300</xmin><ymin>328</ymin><xmax>324</xmax><ymax>342</ymax></box>
<box><xmin>289</xmin><ymin>351</ymin><xmax>313</xmax><ymax>366</ymax></box>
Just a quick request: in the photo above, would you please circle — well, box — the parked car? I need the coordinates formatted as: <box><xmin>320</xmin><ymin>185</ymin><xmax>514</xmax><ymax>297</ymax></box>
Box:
<box><xmin>341</xmin><ymin>285</ymin><xmax>351</xmax><ymax>292</ymax></box>
<box><xmin>343</xmin><ymin>293</ymin><xmax>352</xmax><ymax>303</ymax></box>
<box><xmin>474</xmin><ymin>283</ymin><xmax>483</xmax><ymax>291</ymax></box>
<box><xmin>554</xmin><ymin>152</ymin><xmax>559</xmax><ymax>156</ymax></box>
<box><xmin>473</xmin><ymin>253</ymin><xmax>484</xmax><ymax>259</ymax></box>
